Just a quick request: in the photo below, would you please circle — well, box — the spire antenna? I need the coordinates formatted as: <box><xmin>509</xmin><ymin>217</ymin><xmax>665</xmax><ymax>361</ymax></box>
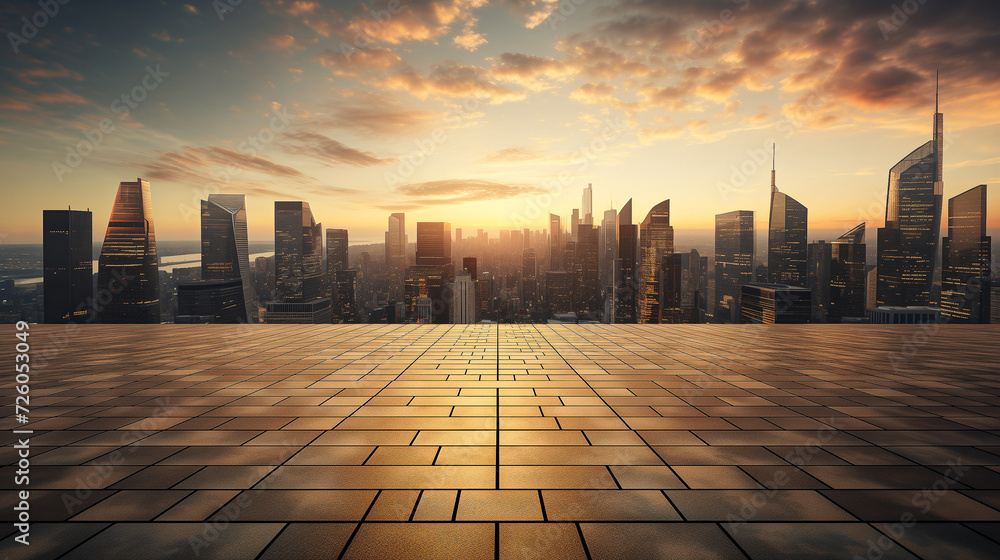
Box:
<box><xmin>770</xmin><ymin>143</ymin><xmax>777</xmax><ymax>192</ymax></box>
<box><xmin>935</xmin><ymin>69</ymin><xmax>939</xmax><ymax>113</ymax></box>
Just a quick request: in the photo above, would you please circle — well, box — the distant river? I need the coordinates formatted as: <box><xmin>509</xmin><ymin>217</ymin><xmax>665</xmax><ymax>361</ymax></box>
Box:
<box><xmin>13</xmin><ymin>252</ymin><xmax>274</xmax><ymax>286</ymax></box>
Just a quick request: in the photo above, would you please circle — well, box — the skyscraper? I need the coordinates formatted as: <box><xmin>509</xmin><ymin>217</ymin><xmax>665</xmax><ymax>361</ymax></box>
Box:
<box><xmin>638</xmin><ymin>199</ymin><xmax>675</xmax><ymax>323</ymax></box>
<box><xmin>202</xmin><ymin>194</ymin><xmax>253</xmax><ymax>322</ymax></box>
<box><xmin>830</xmin><ymin>223</ymin><xmax>867</xmax><ymax>321</ymax></box>
<box><xmin>660</xmin><ymin>249</ymin><xmax>703</xmax><ymax>324</ymax></box>
<box><xmin>600</xmin><ymin>208</ymin><xmax>617</xmax><ymax>291</ymax></box>
<box><xmin>767</xmin><ymin>153</ymin><xmax>808</xmax><ymax>286</ymax></box>
<box><xmin>714</xmin><ymin>210</ymin><xmax>754</xmax><ymax>323</ymax></box>
<box><xmin>549</xmin><ymin>214</ymin><xmax>562</xmax><ymax>271</ymax></box>
<box><xmin>415</xmin><ymin>222</ymin><xmax>452</xmax><ymax>268</ymax></box>
<box><xmin>385</xmin><ymin>213</ymin><xmax>406</xmax><ymax>269</ymax></box>
<box><xmin>265</xmin><ymin>201</ymin><xmax>331</xmax><ymax>323</ymax></box>
<box><xmin>451</xmin><ymin>269</ymin><xmax>475</xmax><ymax>324</ymax></box>
<box><xmin>521</xmin><ymin>248</ymin><xmax>537</xmax><ymax>312</ymax></box>
<box><xmin>582</xmin><ymin>183</ymin><xmax>594</xmax><ymax>225</ymax></box>
<box><xmin>941</xmin><ymin>185</ymin><xmax>990</xmax><ymax>323</ymax></box>
<box><xmin>571</xmin><ymin>208</ymin><xmax>580</xmax><ymax>241</ymax></box>
<box><xmin>740</xmin><ymin>283</ymin><xmax>811</xmax><ymax>324</ymax></box>
<box><xmin>326</xmin><ymin>228</ymin><xmax>353</xmax><ymax>323</ymax></box>
<box><xmin>807</xmin><ymin>241</ymin><xmax>833</xmax><ymax>323</ymax></box>
<box><xmin>97</xmin><ymin>178</ymin><xmax>159</xmax><ymax>323</ymax></box>
<box><xmin>43</xmin><ymin>208</ymin><xmax>92</xmax><ymax>323</ymax></box>
<box><xmin>615</xmin><ymin>199</ymin><xmax>639</xmax><ymax>323</ymax></box>
<box><xmin>576</xmin><ymin>224</ymin><xmax>600</xmax><ymax>314</ymax></box>
<box><xmin>876</xmin><ymin>77</ymin><xmax>944</xmax><ymax>308</ymax></box>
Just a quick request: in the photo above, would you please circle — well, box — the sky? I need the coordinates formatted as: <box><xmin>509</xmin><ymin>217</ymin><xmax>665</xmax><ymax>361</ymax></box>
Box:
<box><xmin>1</xmin><ymin>0</ymin><xmax>999</xmax><ymax>245</ymax></box>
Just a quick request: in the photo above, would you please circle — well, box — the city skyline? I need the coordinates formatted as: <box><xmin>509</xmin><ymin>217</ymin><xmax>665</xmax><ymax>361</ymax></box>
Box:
<box><xmin>2</xmin><ymin>1</ymin><xmax>1000</xmax><ymax>244</ymax></box>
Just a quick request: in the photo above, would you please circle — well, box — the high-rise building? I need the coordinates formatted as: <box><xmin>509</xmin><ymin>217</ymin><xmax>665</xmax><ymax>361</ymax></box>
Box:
<box><xmin>477</xmin><ymin>271</ymin><xmax>493</xmax><ymax>321</ymax></box>
<box><xmin>830</xmin><ymin>223</ymin><xmax>868</xmax><ymax>321</ymax></box>
<box><xmin>582</xmin><ymin>184</ymin><xmax>594</xmax><ymax>225</ymax></box>
<box><xmin>740</xmin><ymin>283</ymin><xmax>811</xmax><ymax>324</ymax></box>
<box><xmin>660</xmin><ymin>249</ymin><xmax>703</xmax><ymax>324</ymax></box>
<box><xmin>767</xmin><ymin>154</ymin><xmax>808</xmax><ymax>286</ymax></box>
<box><xmin>175</xmin><ymin>279</ymin><xmax>245</xmax><ymax>323</ymax></box>
<box><xmin>876</xmin><ymin>77</ymin><xmax>944</xmax><ymax>308</ymax></box>
<box><xmin>415</xmin><ymin>222</ymin><xmax>452</xmax><ymax>269</ymax></box>
<box><xmin>451</xmin><ymin>269</ymin><xmax>476</xmax><ymax>324</ymax></box>
<box><xmin>600</xmin><ymin>208</ymin><xmax>617</xmax><ymax>291</ymax></box>
<box><xmin>43</xmin><ymin>208</ymin><xmax>93</xmax><ymax>323</ymax></box>
<box><xmin>202</xmin><ymin>194</ymin><xmax>253</xmax><ymax>322</ymax></box>
<box><xmin>385</xmin><ymin>213</ymin><xmax>406</xmax><ymax>269</ymax></box>
<box><xmin>571</xmin><ymin>208</ymin><xmax>580</xmax><ymax>241</ymax></box>
<box><xmin>941</xmin><ymin>185</ymin><xmax>990</xmax><ymax>323</ymax></box>
<box><xmin>615</xmin><ymin>199</ymin><xmax>639</xmax><ymax>323</ymax></box>
<box><xmin>521</xmin><ymin>248</ymin><xmax>537</xmax><ymax>311</ymax></box>
<box><xmin>549</xmin><ymin>214</ymin><xmax>562</xmax><ymax>271</ymax></box>
<box><xmin>576</xmin><ymin>225</ymin><xmax>600</xmax><ymax>314</ymax></box>
<box><xmin>807</xmin><ymin>241</ymin><xmax>833</xmax><ymax>323</ymax></box>
<box><xmin>265</xmin><ymin>201</ymin><xmax>331</xmax><ymax>323</ymax></box>
<box><xmin>327</xmin><ymin>229</ymin><xmax>349</xmax><ymax>273</ymax></box>
<box><xmin>332</xmin><ymin>269</ymin><xmax>358</xmax><ymax>323</ymax></box>
<box><xmin>97</xmin><ymin>178</ymin><xmax>160</xmax><ymax>323</ymax></box>
<box><xmin>638</xmin><ymin>199</ymin><xmax>675</xmax><ymax>323</ymax></box>
<box><xmin>714</xmin><ymin>210</ymin><xmax>754</xmax><ymax>323</ymax></box>
<box><xmin>545</xmin><ymin>271</ymin><xmax>575</xmax><ymax>316</ymax></box>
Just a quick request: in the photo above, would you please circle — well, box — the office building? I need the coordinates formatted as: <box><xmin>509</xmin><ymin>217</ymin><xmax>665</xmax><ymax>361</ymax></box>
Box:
<box><xmin>265</xmin><ymin>201</ymin><xmax>330</xmax><ymax>323</ymax></box>
<box><xmin>869</xmin><ymin>306</ymin><xmax>941</xmax><ymax>324</ymax></box>
<box><xmin>43</xmin><ymin>208</ymin><xmax>93</xmax><ymax>323</ymax></box>
<box><xmin>830</xmin><ymin>223</ymin><xmax>868</xmax><ymax>321</ymax></box>
<box><xmin>941</xmin><ymin>185</ymin><xmax>990</xmax><ymax>323</ymax></box>
<box><xmin>175</xmin><ymin>279</ymin><xmax>245</xmax><ymax>323</ymax></box>
<box><xmin>660</xmin><ymin>249</ymin><xmax>703</xmax><ymax>324</ymax></box>
<box><xmin>576</xmin><ymin>225</ymin><xmax>600</xmax><ymax>314</ymax></box>
<box><xmin>451</xmin><ymin>269</ymin><xmax>476</xmax><ymax>324</ymax></box>
<box><xmin>97</xmin><ymin>178</ymin><xmax>160</xmax><ymax>323</ymax></box>
<box><xmin>549</xmin><ymin>214</ymin><xmax>562</xmax><ymax>271</ymax></box>
<box><xmin>582</xmin><ymin>184</ymin><xmax>593</xmax><ymax>225</ymax></box>
<box><xmin>767</xmin><ymin>155</ymin><xmax>808</xmax><ymax>286</ymax></box>
<box><xmin>740</xmin><ymin>283</ymin><xmax>811</xmax><ymax>324</ymax></box>
<box><xmin>714</xmin><ymin>210</ymin><xmax>754</xmax><ymax>323</ymax></box>
<box><xmin>202</xmin><ymin>194</ymin><xmax>253</xmax><ymax>322</ymax></box>
<box><xmin>385</xmin><ymin>213</ymin><xmax>406</xmax><ymax>269</ymax></box>
<box><xmin>615</xmin><ymin>199</ymin><xmax>638</xmax><ymax>323</ymax></box>
<box><xmin>600</xmin><ymin>208</ymin><xmax>617</xmax><ymax>291</ymax></box>
<box><xmin>638</xmin><ymin>199</ymin><xmax>674</xmax><ymax>323</ymax></box>
<box><xmin>522</xmin><ymin>248</ymin><xmax>537</xmax><ymax>311</ymax></box>
<box><xmin>876</xmin><ymin>78</ymin><xmax>944</xmax><ymax>308</ymax></box>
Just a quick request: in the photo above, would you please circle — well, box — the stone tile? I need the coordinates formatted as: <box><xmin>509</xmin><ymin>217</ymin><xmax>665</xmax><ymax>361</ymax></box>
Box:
<box><xmin>580</xmin><ymin>522</ymin><xmax>747</xmax><ymax>559</ymax></box>
<box><xmin>342</xmin><ymin>523</ymin><xmax>494</xmax><ymax>560</ymax></box>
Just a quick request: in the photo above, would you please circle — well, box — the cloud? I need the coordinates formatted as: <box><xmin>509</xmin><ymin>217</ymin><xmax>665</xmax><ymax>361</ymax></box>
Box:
<box><xmin>269</xmin><ymin>34</ymin><xmax>305</xmax><ymax>50</ymax></box>
<box><xmin>280</xmin><ymin>130</ymin><xmax>398</xmax><ymax>167</ymax></box>
<box><xmin>489</xmin><ymin>53</ymin><xmax>574</xmax><ymax>89</ymax></box>
<box><xmin>144</xmin><ymin>146</ymin><xmax>309</xmax><ymax>184</ymax></box>
<box><xmin>35</xmin><ymin>92</ymin><xmax>88</xmax><ymax>104</ymax></box>
<box><xmin>480</xmin><ymin>146</ymin><xmax>571</xmax><ymax>165</ymax></box>
<box><xmin>386</xmin><ymin>178</ymin><xmax>549</xmax><ymax>208</ymax></box>
<box><xmin>152</xmin><ymin>30</ymin><xmax>184</xmax><ymax>43</ymax></box>
<box><xmin>310</xmin><ymin>90</ymin><xmax>440</xmax><ymax>138</ymax></box>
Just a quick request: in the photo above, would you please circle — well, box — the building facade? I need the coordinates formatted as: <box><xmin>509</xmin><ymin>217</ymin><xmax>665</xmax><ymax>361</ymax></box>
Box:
<box><xmin>97</xmin><ymin>178</ymin><xmax>160</xmax><ymax>323</ymax></box>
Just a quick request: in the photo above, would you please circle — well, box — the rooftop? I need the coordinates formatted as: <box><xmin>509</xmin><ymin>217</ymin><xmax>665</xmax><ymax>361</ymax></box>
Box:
<box><xmin>3</xmin><ymin>324</ymin><xmax>1000</xmax><ymax>559</ymax></box>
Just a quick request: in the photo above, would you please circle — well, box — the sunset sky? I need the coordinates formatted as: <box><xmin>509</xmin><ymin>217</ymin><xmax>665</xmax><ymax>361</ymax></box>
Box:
<box><xmin>2</xmin><ymin>0</ymin><xmax>999</xmax><ymax>245</ymax></box>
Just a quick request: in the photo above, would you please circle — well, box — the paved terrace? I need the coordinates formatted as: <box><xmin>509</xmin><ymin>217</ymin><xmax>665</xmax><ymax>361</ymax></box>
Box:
<box><xmin>2</xmin><ymin>324</ymin><xmax>1000</xmax><ymax>559</ymax></box>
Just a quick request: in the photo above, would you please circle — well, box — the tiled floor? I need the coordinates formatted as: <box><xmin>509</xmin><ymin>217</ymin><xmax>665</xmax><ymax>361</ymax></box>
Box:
<box><xmin>2</xmin><ymin>323</ymin><xmax>1000</xmax><ymax>559</ymax></box>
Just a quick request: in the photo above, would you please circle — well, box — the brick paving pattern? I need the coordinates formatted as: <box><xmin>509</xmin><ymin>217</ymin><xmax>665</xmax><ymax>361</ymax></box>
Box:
<box><xmin>2</xmin><ymin>324</ymin><xmax>999</xmax><ymax>559</ymax></box>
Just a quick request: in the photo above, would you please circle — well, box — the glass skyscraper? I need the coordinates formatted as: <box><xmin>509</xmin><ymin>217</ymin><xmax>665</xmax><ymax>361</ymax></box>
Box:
<box><xmin>830</xmin><ymin>223</ymin><xmax>867</xmax><ymax>321</ymax></box>
<box><xmin>326</xmin><ymin>228</ymin><xmax>353</xmax><ymax>323</ymax></box>
<box><xmin>876</xmin><ymin>83</ymin><xmax>944</xmax><ymax>308</ymax></box>
<box><xmin>265</xmin><ymin>201</ymin><xmax>330</xmax><ymax>323</ymax></box>
<box><xmin>576</xmin><ymin>224</ymin><xmax>600</xmax><ymax>314</ymax></box>
<box><xmin>385</xmin><ymin>213</ymin><xmax>406</xmax><ymax>269</ymax></box>
<box><xmin>638</xmin><ymin>199</ymin><xmax>674</xmax><ymax>323</ymax></box>
<box><xmin>43</xmin><ymin>209</ymin><xmax>92</xmax><ymax>323</ymax></box>
<box><xmin>97</xmin><ymin>178</ymin><xmax>159</xmax><ymax>323</ymax></box>
<box><xmin>201</xmin><ymin>194</ymin><xmax>252</xmax><ymax>322</ymax></box>
<box><xmin>941</xmin><ymin>185</ymin><xmax>990</xmax><ymax>323</ymax></box>
<box><xmin>714</xmin><ymin>210</ymin><xmax>754</xmax><ymax>323</ymax></box>
<box><xmin>549</xmin><ymin>213</ymin><xmax>562</xmax><ymax>271</ymax></box>
<box><xmin>767</xmin><ymin>159</ymin><xmax>808</xmax><ymax>286</ymax></box>
<box><xmin>615</xmin><ymin>199</ymin><xmax>638</xmax><ymax>323</ymax></box>
<box><xmin>600</xmin><ymin>208</ymin><xmax>617</xmax><ymax>292</ymax></box>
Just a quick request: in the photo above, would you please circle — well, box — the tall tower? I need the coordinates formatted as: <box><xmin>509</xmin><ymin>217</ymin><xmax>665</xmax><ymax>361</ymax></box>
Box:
<box><xmin>385</xmin><ymin>213</ymin><xmax>406</xmax><ymax>269</ymax></box>
<box><xmin>326</xmin><ymin>228</ymin><xmax>352</xmax><ymax>322</ymax></box>
<box><xmin>43</xmin><ymin>208</ymin><xmax>92</xmax><ymax>323</ymax></box>
<box><xmin>714</xmin><ymin>210</ymin><xmax>754</xmax><ymax>323</ymax></box>
<box><xmin>600</xmin><ymin>207</ymin><xmax>617</xmax><ymax>291</ymax></box>
<box><xmin>97</xmin><ymin>178</ymin><xmax>159</xmax><ymax>323</ymax></box>
<box><xmin>549</xmin><ymin>214</ymin><xmax>562</xmax><ymax>271</ymax></box>
<box><xmin>638</xmin><ymin>199</ymin><xmax>674</xmax><ymax>323</ymax></box>
<box><xmin>202</xmin><ymin>194</ymin><xmax>253</xmax><ymax>322</ymax></box>
<box><xmin>451</xmin><ymin>269</ymin><xmax>476</xmax><ymax>324</ymax></box>
<box><xmin>582</xmin><ymin>183</ymin><xmax>594</xmax><ymax>225</ymax></box>
<box><xmin>876</xmin><ymin>75</ymin><xmax>944</xmax><ymax>307</ymax></box>
<box><xmin>941</xmin><ymin>185</ymin><xmax>990</xmax><ymax>323</ymax></box>
<box><xmin>615</xmin><ymin>199</ymin><xmax>639</xmax><ymax>323</ymax></box>
<box><xmin>265</xmin><ymin>201</ymin><xmax>331</xmax><ymax>323</ymax></box>
<box><xmin>767</xmin><ymin>148</ymin><xmax>808</xmax><ymax>286</ymax></box>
